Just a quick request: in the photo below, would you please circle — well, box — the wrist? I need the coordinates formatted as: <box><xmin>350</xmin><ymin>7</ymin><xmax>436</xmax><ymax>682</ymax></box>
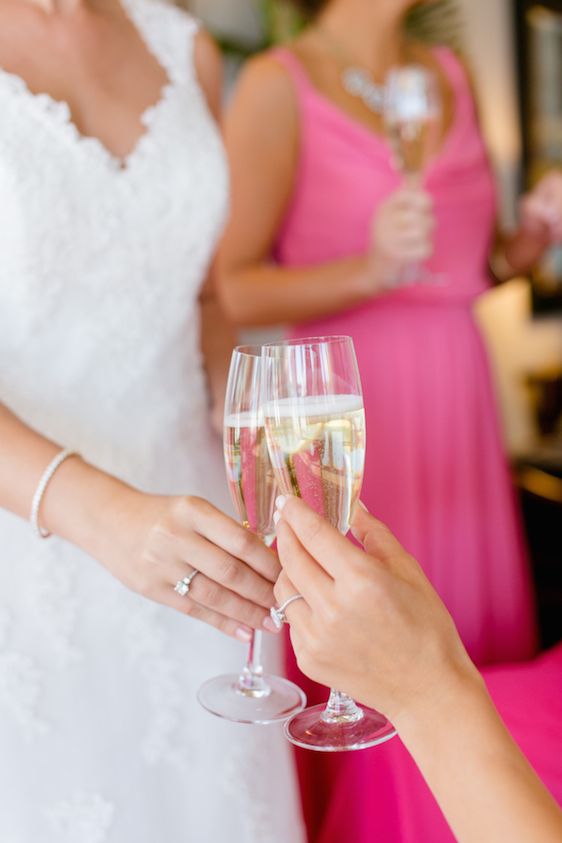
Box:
<box><xmin>391</xmin><ymin>658</ymin><xmax>486</xmax><ymax>740</ymax></box>
<box><xmin>347</xmin><ymin>257</ymin><xmax>378</xmax><ymax>301</ymax></box>
<box><xmin>354</xmin><ymin>253</ymin><xmax>393</xmax><ymax>298</ymax></box>
<box><xmin>41</xmin><ymin>457</ymin><xmax>145</xmax><ymax>563</ymax></box>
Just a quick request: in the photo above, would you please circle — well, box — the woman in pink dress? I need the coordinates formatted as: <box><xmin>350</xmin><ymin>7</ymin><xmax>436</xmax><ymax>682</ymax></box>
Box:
<box><xmin>217</xmin><ymin>0</ymin><xmax>562</xmax><ymax>839</ymax></box>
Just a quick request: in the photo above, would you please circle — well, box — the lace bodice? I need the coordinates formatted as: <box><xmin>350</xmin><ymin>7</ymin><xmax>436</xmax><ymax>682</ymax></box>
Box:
<box><xmin>0</xmin><ymin>3</ymin><xmax>304</xmax><ymax>840</ymax></box>
<box><xmin>0</xmin><ymin>0</ymin><xmax>228</xmax><ymax>494</ymax></box>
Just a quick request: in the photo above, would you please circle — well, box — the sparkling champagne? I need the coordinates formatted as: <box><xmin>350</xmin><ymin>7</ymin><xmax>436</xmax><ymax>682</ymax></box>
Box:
<box><xmin>388</xmin><ymin>118</ymin><xmax>436</xmax><ymax>176</ymax></box>
<box><xmin>264</xmin><ymin>395</ymin><xmax>365</xmax><ymax>535</ymax></box>
<box><xmin>385</xmin><ymin>66</ymin><xmax>441</xmax><ymax>179</ymax></box>
<box><xmin>224</xmin><ymin>412</ymin><xmax>277</xmax><ymax>546</ymax></box>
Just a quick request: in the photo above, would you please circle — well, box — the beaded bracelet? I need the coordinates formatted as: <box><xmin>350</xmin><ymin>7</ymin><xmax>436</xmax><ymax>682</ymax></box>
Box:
<box><xmin>30</xmin><ymin>449</ymin><xmax>79</xmax><ymax>539</ymax></box>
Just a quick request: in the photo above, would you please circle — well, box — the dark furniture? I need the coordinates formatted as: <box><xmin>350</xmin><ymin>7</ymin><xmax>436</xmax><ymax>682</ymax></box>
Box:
<box><xmin>514</xmin><ymin>0</ymin><xmax>562</xmax><ymax>313</ymax></box>
<box><xmin>514</xmin><ymin>443</ymin><xmax>562</xmax><ymax>647</ymax></box>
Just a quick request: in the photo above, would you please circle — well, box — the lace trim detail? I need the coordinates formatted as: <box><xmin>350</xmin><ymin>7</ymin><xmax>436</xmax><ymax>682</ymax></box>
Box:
<box><xmin>0</xmin><ymin>0</ymin><xmax>199</xmax><ymax>172</ymax></box>
<box><xmin>0</xmin><ymin>609</ymin><xmax>49</xmax><ymax>739</ymax></box>
<box><xmin>0</xmin><ymin>67</ymin><xmax>176</xmax><ymax>173</ymax></box>
<box><xmin>123</xmin><ymin>603</ymin><xmax>196</xmax><ymax>772</ymax></box>
<box><xmin>221</xmin><ymin>745</ymin><xmax>284</xmax><ymax>843</ymax></box>
<box><xmin>26</xmin><ymin>542</ymin><xmax>81</xmax><ymax>669</ymax></box>
<box><xmin>45</xmin><ymin>793</ymin><xmax>115</xmax><ymax>843</ymax></box>
<box><xmin>122</xmin><ymin>0</ymin><xmax>200</xmax><ymax>86</ymax></box>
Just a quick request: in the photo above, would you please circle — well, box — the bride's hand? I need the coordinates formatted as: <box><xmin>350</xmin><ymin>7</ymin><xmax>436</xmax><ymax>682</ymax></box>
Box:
<box><xmin>38</xmin><ymin>453</ymin><xmax>279</xmax><ymax>641</ymax></box>
<box><xmin>95</xmin><ymin>490</ymin><xmax>281</xmax><ymax>642</ymax></box>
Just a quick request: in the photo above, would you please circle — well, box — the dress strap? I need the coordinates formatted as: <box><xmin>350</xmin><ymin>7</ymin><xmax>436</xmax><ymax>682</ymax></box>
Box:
<box><xmin>122</xmin><ymin>0</ymin><xmax>200</xmax><ymax>86</ymax></box>
<box><xmin>432</xmin><ymin>46</ymin><xmax>472</xmax><ymax>104</ymax></box>
<box><xmin>431</xmin><ymin>45</ymin><xmax>483</xmax><ymax>140</ymax></box>
<box><xmin>271</xmin><ymin>47</ymin><xmax>317</xmax><ymax>98</ymax></box>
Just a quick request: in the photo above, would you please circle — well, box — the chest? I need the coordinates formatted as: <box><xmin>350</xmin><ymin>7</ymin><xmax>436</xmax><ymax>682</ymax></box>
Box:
<box><xmin>0</xmin><ymin>74</ymin><xmax>228</xmax><ymax>330</ymax></box>
<box><xmin>296</xmin><ymin>45</ymin><xmax>457</xmax><ymax>150</ymax></box>
<box><xmin>0</xmin><ymin>7</ymin><xmax>168</xmax><ymax>159</ymax></box>
<box><xmin>277</xmin><ymin>101</ymin><xmax>496</xmax><ymax>268</ymax></box>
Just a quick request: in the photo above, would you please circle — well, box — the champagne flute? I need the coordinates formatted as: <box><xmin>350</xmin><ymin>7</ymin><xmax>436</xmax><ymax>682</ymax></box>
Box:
<box><xmin>197</xmin><ymin>346</ymin><xmax>306</xmax><ymax>724</ymax></box>
<box><xmin>262</xmin><ymin>336</ymin><xmax>397</xmax><ymax>751</ymax></box>
<box><xmin>384</xmin><ymin>64</ymin><xmax>443</xmax><ymax>285</ymax></box>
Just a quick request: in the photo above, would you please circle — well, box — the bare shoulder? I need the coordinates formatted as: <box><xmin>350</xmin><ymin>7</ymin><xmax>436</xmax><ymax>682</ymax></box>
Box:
<box><xmin>194</xmin><ymin>27</ymin><xmax>222</xmax><ymax>74</ymax></box>
<box><xmin>193</xmin><ymin>28</ymin><xmax>223</xmax><ymax>119</ymax></box>
<box><xmin>228</xmin><ymin>49</ymin><xmax>298</xmax><ymax>134</ymax></box>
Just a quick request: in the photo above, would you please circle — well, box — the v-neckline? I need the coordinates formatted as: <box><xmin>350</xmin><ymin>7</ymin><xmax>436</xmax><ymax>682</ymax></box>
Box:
<box><xmin>281</xmin><ymin>47</ymin><xmax>462</xmax><ymax>172</ymax></box>
<box><xmin>0</xmin><ymin>0</ymin><xmax>174</xmax><ymax>173</ymax></box>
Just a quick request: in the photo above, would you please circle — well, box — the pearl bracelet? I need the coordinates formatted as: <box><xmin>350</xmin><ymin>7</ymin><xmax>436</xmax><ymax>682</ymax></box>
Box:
<box><xmin>30</xmin><ymin>449</ymin><xmax>79</xmax><ymax>539</ymax></box>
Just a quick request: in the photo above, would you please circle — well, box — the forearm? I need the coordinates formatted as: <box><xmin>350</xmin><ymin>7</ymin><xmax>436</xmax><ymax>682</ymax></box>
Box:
<box><xmin>0</xmin><ymin>402</ymin><xmax>139</xmax><ymax>560</ymax></box>
<box><xmin>394</xmin><ymin>670</ymin><xmax>562</xmax><ymax>843</ymax></box>
<box><xmin>218</xmin><ymin>256</ymin><xmax>375</xmax><ymax>327</ymax></box>
<box><xmin>0</xmin><ymin>404</ymin><xmax>281</xmax><ymax>634</ymax></box>
<box><xmin>0</xmin><ymin>402</ymin><xmax>61</xmax><ymax>520</ymax></box>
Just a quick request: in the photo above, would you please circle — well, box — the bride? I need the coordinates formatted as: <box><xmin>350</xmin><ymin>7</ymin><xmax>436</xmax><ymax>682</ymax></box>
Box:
<box><xmin>0</xmin><ymin>0</ymin><xmax>304</xmax><ymax>839</ymax></box>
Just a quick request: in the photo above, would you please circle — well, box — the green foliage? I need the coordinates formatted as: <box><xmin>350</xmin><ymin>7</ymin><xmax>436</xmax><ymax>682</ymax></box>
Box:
<box><xmin>406</xmin><ymin>1</ymin><xmax>464</xmax><ymax>50</ymax></box>
<box><xmin>215</xmin><ymin>0</ymin><xmax>463</xmax><ymax>59</ymax></box>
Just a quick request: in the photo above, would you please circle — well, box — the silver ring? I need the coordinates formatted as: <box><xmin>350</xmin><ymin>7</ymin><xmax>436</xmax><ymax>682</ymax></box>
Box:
<box><xmin>174</xmin><ymin>569</ymin><xmax>199</xmax><ymax>598</ymax></box>
<box><xmin>270</xmin><ymin>594</ymin><xmax>304</xmax><ymax>629</ymax></box>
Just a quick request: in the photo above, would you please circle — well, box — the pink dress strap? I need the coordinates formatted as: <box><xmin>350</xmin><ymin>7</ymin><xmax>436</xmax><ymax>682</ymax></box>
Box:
<box><xmin>432</xmin><ymin>45</ymin><xmax>467</xmax><ymax>82</ymax></box>
<box><xmin>271</xmin><ymin>47</ymin><xmax>310</xmax><ymax>86</ymax></box>
<box><xmin>270</xmin><ymin>46</ymin><xmax>320</xmax><ymax>110</ymax></box>
<box><xmin>431</xmin><ymin>46</ymin><xmax>475</xmax><ymax>125</ymax></box>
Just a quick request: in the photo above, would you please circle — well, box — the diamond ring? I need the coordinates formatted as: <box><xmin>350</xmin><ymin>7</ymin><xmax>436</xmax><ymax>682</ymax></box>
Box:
<box><xmin>270</xmin><ymin>594</ymin><xmax>304</xmax><ymax>630</ymax></box>
<box><xmin>174</xmin><ymin>569</ymin><xmax>199</xmax><ymax>598</ymax></box>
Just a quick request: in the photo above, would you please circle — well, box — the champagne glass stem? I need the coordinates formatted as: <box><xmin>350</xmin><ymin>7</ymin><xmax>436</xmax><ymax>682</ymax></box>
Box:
<box><xmin>404</xmin><ymin>169</ymin><xmax>422</xmax><ymax>189</ymax></box>
<box><xmin>402</xmin><ymin>170</ymin><xmax>422</xmax><ymax>283</ymax></box>
<box><xmin>237</xmin><ymin>631</ymin><xmax>270</xmax><ymax>698</ymax></box>
<box><xmin>322</xmin><ymin>689</ymin><xmax>364</xmax><ymax>725</ymax></box>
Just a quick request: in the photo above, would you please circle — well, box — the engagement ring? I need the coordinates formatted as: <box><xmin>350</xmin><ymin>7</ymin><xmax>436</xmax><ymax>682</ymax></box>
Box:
<box><xmin>270</xmin><ymin>595</ymin><xmax>304</xmax><ymax>629</ymax></box>
<box><xmin>174</xmin><ymin>569</ymin><xmax>199</xmax><ymax>598</ymax></box>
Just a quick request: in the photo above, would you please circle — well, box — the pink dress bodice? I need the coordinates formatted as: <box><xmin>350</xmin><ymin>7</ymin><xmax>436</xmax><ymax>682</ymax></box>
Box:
<box><xmin>274</xmin><ymin>46</ymin><xmax>496</xmax><ymax>308</ymax></box>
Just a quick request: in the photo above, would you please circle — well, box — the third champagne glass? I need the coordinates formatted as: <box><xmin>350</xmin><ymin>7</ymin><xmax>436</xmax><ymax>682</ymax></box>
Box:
<box><xmin>384</xmin><ymin>64</ymin><xmax>443</xmax><ymax>285</ymax></box>
<box><xmin>197</xmin><ymin>346</ymin><xmax>306</xmax><ymax>724</ymax></box>
<box><xmin>262</xmin><ymin>336</ymin><xmax>397</xmax><ymax>751</ymax></box>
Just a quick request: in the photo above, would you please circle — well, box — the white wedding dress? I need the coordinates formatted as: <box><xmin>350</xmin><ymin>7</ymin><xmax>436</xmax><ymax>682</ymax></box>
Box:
<box><xmin>0</xmin><ymin>2</ymin><xmax>305</xmax><ymax>840</ymax></box>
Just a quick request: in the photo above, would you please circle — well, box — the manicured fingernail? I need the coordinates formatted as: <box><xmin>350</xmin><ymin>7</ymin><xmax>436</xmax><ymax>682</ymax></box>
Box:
<box><xmin>235</xmin><ymin>626</ymin><xmax>253</xmax><ymax>643</ymax></box>
<box><xmin>273</xmin><ymin>511</ymin><xmax>281</xmax><ymax>526</ymax></box>
<box><xmin>276</xmin><ymin>495</ymin><xmax>288</xmax><ymax>511</ymax></box>
<box><xmin>263</xmin><ymin>616</ymin><xmax>280</xmax><ymax>633</ymax></box>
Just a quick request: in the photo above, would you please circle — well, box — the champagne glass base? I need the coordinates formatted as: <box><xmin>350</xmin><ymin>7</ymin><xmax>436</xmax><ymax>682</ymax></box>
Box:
<box><xmin>284</xmin><ymin>703</ymin><xmax>397</xmax><ymax>752</ymax></box>
<box><xmin>197</xmin><ymin>674</ymin><xmax>306</xmax><ymax>725</ymax></box>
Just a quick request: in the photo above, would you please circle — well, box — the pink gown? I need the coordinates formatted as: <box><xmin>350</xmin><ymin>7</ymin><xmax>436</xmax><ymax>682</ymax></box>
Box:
<box><xmin>272</xmin><ymin>46</ymin><xmax>543</xmax><ymax>841</ymax></box>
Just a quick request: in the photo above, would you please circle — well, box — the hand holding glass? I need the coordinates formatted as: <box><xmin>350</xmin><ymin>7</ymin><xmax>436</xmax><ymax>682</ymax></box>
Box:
<box><xmin>197</xmin><ymin>346</ymin><xmax>306</xmax><ymax>724</ymax></box>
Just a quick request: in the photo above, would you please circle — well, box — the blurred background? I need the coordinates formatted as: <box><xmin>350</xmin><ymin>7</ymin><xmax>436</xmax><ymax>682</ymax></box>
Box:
<box><xmin>189</xmin><ymin>0</ymin><xmax>562</xmax><ymax>645</ymax></box>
